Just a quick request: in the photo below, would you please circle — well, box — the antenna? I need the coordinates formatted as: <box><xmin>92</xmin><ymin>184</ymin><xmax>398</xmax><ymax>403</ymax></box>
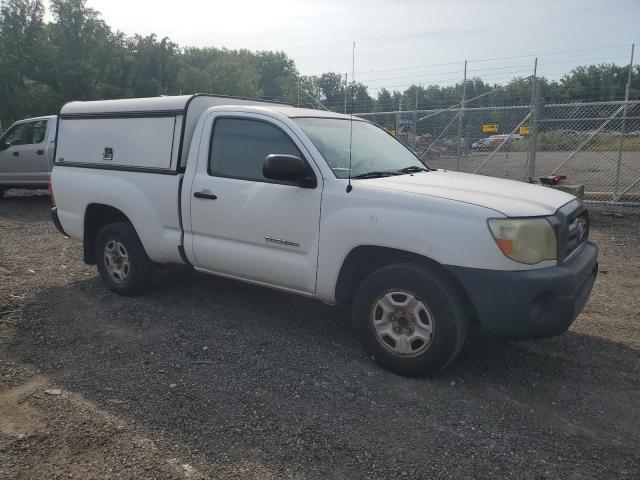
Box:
<box><xmin>346</xmin><ymin>41</ymin><xmax>355</xmax><ymax>193</ymax></box>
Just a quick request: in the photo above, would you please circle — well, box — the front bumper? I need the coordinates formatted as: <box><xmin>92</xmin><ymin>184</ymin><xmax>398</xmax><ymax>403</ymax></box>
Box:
<box><xmin>447</xmin><ymin>241</ymin><xmax>598</xmax><ymax>339</ymax></box>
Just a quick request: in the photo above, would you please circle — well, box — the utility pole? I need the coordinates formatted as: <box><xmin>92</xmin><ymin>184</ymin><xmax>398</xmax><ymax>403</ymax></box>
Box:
<box><xmin>297</xmin><ymin>77</ymin><xmax>300</xmax><ymax>107</ymax></box>
<box><xmin>614</xmin><ymin>43</ymin><xmax>635</xmax><ymax>201</ymax></box>
<box><xmin>456</xmin><ymin>60</ymin><xmax>467</xmax><ymax>171</ymax></box>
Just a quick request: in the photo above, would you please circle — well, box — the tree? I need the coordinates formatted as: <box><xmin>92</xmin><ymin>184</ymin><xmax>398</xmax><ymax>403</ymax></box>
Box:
<box><xmin>319</xmin><ymin>72</ymin><xmax>345</xmax><ymax>109</ymax></box>
<box><xmin>254</xmin><ymin>50</ymin><xmax>297</xmax><ymax>100</ymax></box>
<box><xmin>0</xmin><ymin>0</ymin><xmax>49</xmax><ymax>124</ymax></box>
<box><xmin>347</xmin><ymin>81</ymin><xmax>373</xmax><ymax>113</ymax></box>
<box><xmin>0</xmin><ymin>0</ymin><xmax>637</xmax><ymax>127</ymax></box>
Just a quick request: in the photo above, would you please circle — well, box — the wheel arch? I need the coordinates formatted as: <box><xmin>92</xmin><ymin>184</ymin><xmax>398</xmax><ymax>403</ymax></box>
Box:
<box><xmin>83</xmin><ymin>204</ymin><xmax>135</xmax><ymax>264</ymax></box>
<box><xmin>334</xmin><ymin>245</ymin><xmax>478</xmax><ymax>322</ymax></box>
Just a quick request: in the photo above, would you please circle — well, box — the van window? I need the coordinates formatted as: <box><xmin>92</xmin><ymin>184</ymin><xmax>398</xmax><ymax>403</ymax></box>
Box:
<box><xmin>209</xmin><ymin>118</ymin><xmax>300</xmax><ymax>182</ymax></box>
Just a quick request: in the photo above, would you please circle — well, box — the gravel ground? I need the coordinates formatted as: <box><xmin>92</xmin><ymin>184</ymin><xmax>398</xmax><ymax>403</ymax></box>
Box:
<box><xmin>1</xmin><ymin>190</ymin><xmax>639</xmax><ymax>479</ymax></box>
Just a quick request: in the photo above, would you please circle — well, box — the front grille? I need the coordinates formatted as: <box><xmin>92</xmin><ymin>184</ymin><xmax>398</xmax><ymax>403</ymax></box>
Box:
<box><xmin>564</xmin><ymin>210</ymin><xmax>589</xmax><ymax>260</ymax></box>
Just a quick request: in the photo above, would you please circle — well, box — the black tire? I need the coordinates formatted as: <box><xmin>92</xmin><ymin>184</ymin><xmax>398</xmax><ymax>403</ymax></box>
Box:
<box><xmin>352</xmin><ymin>263</ymin><xmax>468</xmax><ymax>377</ymax></box>
<box><xmin>95</xmin><ymin>222</ymin><xmax>154</xmax><ymax>296</ymax></box>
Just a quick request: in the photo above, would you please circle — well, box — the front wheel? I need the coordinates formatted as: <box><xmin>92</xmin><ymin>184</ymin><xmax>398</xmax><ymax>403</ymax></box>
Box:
<box><xmin>95</xmin><ymin>222</ymin><xmax>154</xmax><ymax>296</ymax></box>
<box><xmin>352</xmin><ymin>263</ymin><xmax>468</xmax><ymax>377</ymax></box>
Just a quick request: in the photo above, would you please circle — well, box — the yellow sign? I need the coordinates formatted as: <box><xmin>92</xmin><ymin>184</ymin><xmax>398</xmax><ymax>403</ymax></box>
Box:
<box><xmin>519</xmin><ymin>126</ymin><xmax>530</xmax><ymax>135</ymax></box>
<box><xmin>384</xmin><ymin>126</ymin><xmax>396</xmax><ymax>136</ymax></box>
<box><xmin>482</xmin><ymin>123</ymin><xmax>499</xmax><ymax>134</ymax></box>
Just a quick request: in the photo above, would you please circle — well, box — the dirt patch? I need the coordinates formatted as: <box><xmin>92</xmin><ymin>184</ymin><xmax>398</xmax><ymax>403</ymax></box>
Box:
<box><xmin>0</xmin><ymin>376</ymin><xmax>48</xmax><ymax>437</ymax></box>
<box><xmin>1</xmin><ymin>190</ymin><xmax>639</xmax><ymax>479</ymax></box>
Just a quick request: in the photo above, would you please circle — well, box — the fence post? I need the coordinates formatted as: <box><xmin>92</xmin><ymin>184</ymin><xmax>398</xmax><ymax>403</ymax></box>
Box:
<box><xmin>344</xmin><ymin>73</ymin><xmax>348</xmax><ymax>114</ymax></box>
<box><xmin>527</xmin><ymin>58</ymin><xmax>539</xmax><ymax>182</ymax></box>
<box><xmin>456</xmin><ymin>60</ymin><xmax>467</xmax><ymax>171</ymax></box>
<box><xmin>613</xmin><ymin>43</ymin><xmax>635</xmax><ymax>202</ymax></box>
<box><xmin>396</xmin><ymin>97</ymin><xmax>402</xmax><ymax>135</ymax></box>
<box><xmin>413</xmin><ymin>85</ymin><xmax>419</xmax><ymax>150</ymax></box>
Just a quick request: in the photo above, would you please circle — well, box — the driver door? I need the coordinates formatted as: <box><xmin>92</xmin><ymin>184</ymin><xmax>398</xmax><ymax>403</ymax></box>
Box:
<box><xmin>187</xmin><ymin>113</ymin><xmax>323</xmax><ymax>295</ymax></box>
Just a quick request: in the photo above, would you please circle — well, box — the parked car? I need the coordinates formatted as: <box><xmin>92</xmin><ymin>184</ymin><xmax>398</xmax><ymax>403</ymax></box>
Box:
<box><xmin>471</xmin><ymin>134</ymin><xmax>523</xmax><ymax>151</ymax></box>
<box><xmin>557</xmin><ymin>129</ymin><xmax>580</xmax><ymax>136</ymax></box>
<box><xmin>598</xmin><ymin>129</ymin><xmax>622</xmax><ymax>137</ymax></box>
<box><xmin>471</xmin><ymin>137</ymin><xmax>494</xmax><ymax>151</ymax></box>
<box><xmin>0</xmin><ymin>115</ymin><xmax>57</xmax><ymax>197</ymax></box>
<box><xmin>50</xmin><ymin>95</ymin><xmax>597</xmax><ymax>376</ymax></box>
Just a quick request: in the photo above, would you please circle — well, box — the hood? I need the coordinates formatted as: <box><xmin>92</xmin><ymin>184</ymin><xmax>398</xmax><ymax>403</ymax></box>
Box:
<box><xmin>357</xmin><ymin>170</ymin><xmax>575</xmax><ymax>217</ymax></box>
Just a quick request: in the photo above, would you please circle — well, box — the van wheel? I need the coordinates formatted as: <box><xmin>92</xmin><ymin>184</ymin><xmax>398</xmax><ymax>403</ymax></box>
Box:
<box><xmin>352</xmin><ymin>263</ymin><xmax>468</xmax><ymax>377</ymax></box>
<box><xmin>95</xmin><ymin>222</ymin><xmax>154</xmax><ymax>296</ymax></box>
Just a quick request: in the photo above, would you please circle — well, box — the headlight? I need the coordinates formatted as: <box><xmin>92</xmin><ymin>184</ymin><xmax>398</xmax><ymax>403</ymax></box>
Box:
<box><xmin>488</xmin><ymin>218</ymin><xmax>557</xmax><ymax>264</ymax></box>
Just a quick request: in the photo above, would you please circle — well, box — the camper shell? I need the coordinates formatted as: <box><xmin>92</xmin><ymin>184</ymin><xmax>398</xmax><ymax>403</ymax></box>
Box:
<box><xmin>55</xmin><ymin>94</ymin><xmax>284</xmax><ymax>173</ymax></box>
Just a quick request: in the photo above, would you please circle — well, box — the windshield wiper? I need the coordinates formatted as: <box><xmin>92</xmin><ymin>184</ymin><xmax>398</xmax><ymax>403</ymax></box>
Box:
<box><xmin>397</xmin><ymin>165</ymin><xmax>429</xmax><ymax>174</ymax></box>
<box><xmin>351</xmin><ymin>170</ymin><xmax>399</xmax><ymax>179</ymax></box>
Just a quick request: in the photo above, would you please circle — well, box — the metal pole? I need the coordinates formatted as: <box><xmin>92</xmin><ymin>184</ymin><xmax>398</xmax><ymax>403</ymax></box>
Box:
<box><xmin>413</xmin><ymin>84</ymin><xmax>419</xmax><ymax>149</ymax></box>
<box><xmin>613</xmin><ymin>43</ymin><xmax>635</xmax><ymax>201</ymax></box>
<box><xmin>344</xmin><ymin>73</ymin><xmax>348</xmax><ymax>114</ymax></box>
<box><xmin>297</xmin><ymin>77</ymin><xmax>300</xmax><ymax>107</ymax></box>
<box><xmin>526</xmin><ymin>58</ymin><xmax>539</xmax><ymax>181</ymax></box>
<box><xmin>396</xmin><ymin>97</ymin><xmax>402</xmax><ymax>135</ymax></box>
<box><xmin>456</xmin><ymin>60</ymin><xmax>467</xmax><ymax>171</ymax></box>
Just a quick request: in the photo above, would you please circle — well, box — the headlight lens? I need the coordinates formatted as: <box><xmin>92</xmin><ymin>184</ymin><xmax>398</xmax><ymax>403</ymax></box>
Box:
<box><xmin>488</xmin><ymin>218</ymin><xmax>557</xmax><ymax>264</ymax></box>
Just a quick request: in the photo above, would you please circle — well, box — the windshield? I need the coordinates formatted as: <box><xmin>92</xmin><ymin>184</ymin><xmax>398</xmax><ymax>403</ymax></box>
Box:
<box><xmin>294</xmin><ymin>118</ymin><xmax>429</xmax><ymax>179</ymax></box>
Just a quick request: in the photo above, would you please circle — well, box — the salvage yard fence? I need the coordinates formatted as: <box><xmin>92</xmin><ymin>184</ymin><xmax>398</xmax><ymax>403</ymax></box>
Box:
<box><xmin>356</xmin><ymin>82</ymin><xmax>640</xmax><ymax>207</ymax></box>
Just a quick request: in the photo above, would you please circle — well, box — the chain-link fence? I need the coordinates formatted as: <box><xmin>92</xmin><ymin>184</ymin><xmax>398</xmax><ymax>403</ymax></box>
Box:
<box><xmin>357</xmin><ymin>87</ymin><xmax>640</xmax><ymax>206</ymax></box>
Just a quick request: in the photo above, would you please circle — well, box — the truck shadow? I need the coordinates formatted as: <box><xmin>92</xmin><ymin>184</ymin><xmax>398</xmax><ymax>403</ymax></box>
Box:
<box><xmin>11</xmin><ymin>266</ymin><xmax>640</xmax><ymax>477</ymax></box>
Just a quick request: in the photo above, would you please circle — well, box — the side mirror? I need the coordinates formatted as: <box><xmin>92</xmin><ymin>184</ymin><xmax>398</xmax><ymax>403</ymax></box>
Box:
<box><xmin>263</xmin><ymin>154</ymin><xmax>316</xmax><ymax>188</ymax></box>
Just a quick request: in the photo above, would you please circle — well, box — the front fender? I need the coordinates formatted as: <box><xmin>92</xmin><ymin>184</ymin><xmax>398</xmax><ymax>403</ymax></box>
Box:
<box><xmin>315</xmin><ymin>180</ymin><xmax>517</xmax><ymax>303</ymax></box>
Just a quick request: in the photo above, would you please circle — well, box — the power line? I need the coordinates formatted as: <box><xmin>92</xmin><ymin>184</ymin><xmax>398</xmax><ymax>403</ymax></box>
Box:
<box><xmin>343</xmin><ymin>43</ymin><xmax>633</xmax><ymax>76</ymax></box>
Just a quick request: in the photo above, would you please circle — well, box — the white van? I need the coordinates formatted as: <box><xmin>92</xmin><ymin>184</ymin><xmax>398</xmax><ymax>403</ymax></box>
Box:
<box><xmin>50</xmin><ymin>95</ymin><xmax>597</xmax><ymax>376</ymax></box>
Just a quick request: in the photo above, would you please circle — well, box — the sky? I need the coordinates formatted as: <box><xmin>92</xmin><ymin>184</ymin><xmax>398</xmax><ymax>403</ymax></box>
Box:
<box><xmin>81</xmin><ymin>0</ymin><xmax>639</xmax><ymax>92</ymax></box>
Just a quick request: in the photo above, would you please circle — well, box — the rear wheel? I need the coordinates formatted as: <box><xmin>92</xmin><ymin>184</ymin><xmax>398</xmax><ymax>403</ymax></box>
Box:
<box><xmin>95</xmin><ymin>222</ymin><xmax>154</xmax><ymax>295</ymax></box>
<box><xmin>352</xmin><ymin>263</ymin><xmax>468</xmax><ymax>376</ymax></box>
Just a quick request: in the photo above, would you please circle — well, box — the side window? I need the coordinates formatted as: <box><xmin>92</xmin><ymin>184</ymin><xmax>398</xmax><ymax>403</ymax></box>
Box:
<box><xmin>209</xmin><ymin>118</ymin><xmax>301</xmax><ymax>181</ymax></box>
<box><xmin>28</xmin><ymin>120</ymin><xmax>48</xmax><ymax>144</ymax></box>
<box><xmin>0</xmin><ymin>123</ymin><xmax>29</xmax><ymax>150</ymax></box>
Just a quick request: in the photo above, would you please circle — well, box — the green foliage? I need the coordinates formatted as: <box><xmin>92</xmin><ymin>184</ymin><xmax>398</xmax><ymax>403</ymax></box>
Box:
<box><xmin>0</xmin><ymin>0</ymin><xmax>637</xmax><ymax>128</ymax></box>
<box><xmin>0</xmin><ymin>0</ymin><xmax>293</xmax><ymax>125</ymax></box>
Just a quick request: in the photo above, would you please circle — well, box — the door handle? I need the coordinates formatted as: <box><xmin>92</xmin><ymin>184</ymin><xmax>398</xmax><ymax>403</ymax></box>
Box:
<box><xmin>193</xmin><ymin>191</ymin><xmax>217</xmax><ymax>200</ymax></box>
<box><xmin>12</xmin><ymin>151</ymin><xmax>19</xmax><ymax>157</ymax></box>
<box><xmin>36</xmin><ymin>149</ymin><xmax>44</xmax><ymax>155</ymax></box>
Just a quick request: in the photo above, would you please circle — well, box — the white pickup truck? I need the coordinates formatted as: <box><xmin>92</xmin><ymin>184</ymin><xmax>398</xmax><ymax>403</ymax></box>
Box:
<box><xmin>50</xmin><ymin>94</ymin><xmax>598</xmax><ymax>376</ymax></box>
